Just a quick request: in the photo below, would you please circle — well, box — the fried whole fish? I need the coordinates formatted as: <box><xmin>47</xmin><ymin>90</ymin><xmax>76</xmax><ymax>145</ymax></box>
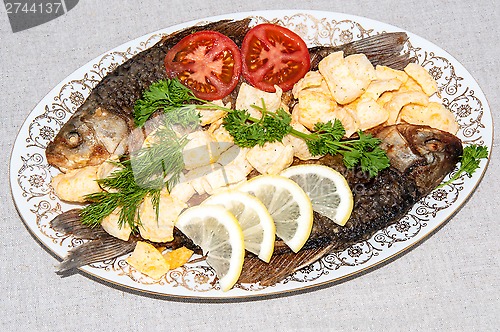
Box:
<box><xmin>238</xmin><ymin>124</ymin><xmax>462</xmax><ymax>285</ymax></box>
<box><xmin>51</xmin><ymin>124</ymin><xmax>462</xmax><ymax>283</ymax></box>
<box><xmin>45</xmin><ymin>17</ymin><xmax>410</xmax><ymax>172</ymax></box>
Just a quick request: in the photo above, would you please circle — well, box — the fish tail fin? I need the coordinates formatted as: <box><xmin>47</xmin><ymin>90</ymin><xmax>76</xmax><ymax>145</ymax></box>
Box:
<box><xmin>50</xmin><ymin>209</ymin><xmax>137</xmax><ymax>273</ymax></box>
<box><xmin>57</xmin><ymin>236</ymin><xmax>136</xmax><ymax>273</ymax></box>
<box><xmin>50</xmin><ymin>209</ymin><xmax>107</xmax><ymax>239</ymax></box>
<box><xmin>310</xmin><ymin>32</ymin><xmax>411</xmax><ymax>70</ymax></box>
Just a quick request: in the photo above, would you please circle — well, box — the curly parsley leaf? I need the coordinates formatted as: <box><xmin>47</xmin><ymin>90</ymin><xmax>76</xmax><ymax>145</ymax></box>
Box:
<box><xmin>438</xmin><ymin>144</ymin><xmax>489</xmax><ymax>188</ymax></box>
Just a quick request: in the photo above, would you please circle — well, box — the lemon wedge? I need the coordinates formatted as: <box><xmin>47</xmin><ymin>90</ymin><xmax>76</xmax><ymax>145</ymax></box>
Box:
<box><xmin>175</xmin><ymin>205</ymin><xmax>245</xmax><ymax>291</ymax></box>
<box><xmin>203</xmin><ymin>191</ymin><xmax>275</xmax><ymax>263</ymax></box>
<box><xmin>280</xmin><ymin>165</ymin><xmax>353</xmax><ymax>226</ymax></box>
<box><xmin>238</xmin><ymin>175</ymin><xmax>313</xmax><ymax>253</ymax></box>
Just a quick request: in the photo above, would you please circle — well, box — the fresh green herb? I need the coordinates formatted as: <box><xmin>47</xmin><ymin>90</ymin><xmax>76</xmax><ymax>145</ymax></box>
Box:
<box><xmin>133</xmin><ymin>79</ymin><xmax>203</xmax><ymax>127</ymax></box>
<box><xmin>223</xmin><ymin>102</ymin><xmax>292</xmax><ymax>147</ymax></box>
<box><xmin>438</xmin><ymin>144</ymin><xmax>489</xmax><ymax>188</ymax></box>
<box><xmin>223</xmin><ymin>107</ymin><xmax>390</xmax><ymax>177</ymax></box>
<box><xmin>81</xmin><ymin>116</ymin><xmax>195</xmax><ymax>229</ymax></box>
<box><xmin>80</xmin><ymin>161</ymin><xmax>161</xmax><ymax>229</ymax></box>
<box><xmin>129</xmin><ymin>125</ymin><xmax>189</xmax><ymax>191</ymax></box>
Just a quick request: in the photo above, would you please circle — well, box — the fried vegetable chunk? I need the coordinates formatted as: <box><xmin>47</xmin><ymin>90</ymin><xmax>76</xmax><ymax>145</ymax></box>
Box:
<box><xmin>126</xmin><ymin>241</ymin><xmax>170</xmax><ymax>280</ymax></box>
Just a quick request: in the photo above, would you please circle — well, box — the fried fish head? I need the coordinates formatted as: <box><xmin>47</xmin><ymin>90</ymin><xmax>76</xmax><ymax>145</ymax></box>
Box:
<box><xmin>374</xmin><ymin>123</ymin><xmax>463</xmax><ymax>193</ymax></box>
<box><xmin>46</xmin><ymin>107</ymin><xmax>130</xmax><ymax>172</ymax></box>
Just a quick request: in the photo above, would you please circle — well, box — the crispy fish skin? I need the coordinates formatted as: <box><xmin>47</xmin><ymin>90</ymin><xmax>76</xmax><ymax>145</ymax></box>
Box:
<box><xmin>238</xmin><ymin>124</ymin><xmax>462</xmax><ymax>286</ymax></box>
<box><xmin>46</xmin><ymin>19</ymin><xmax>252</xmax><ymax>171</ymax></box>
<box><xmin>45</xmin><ymin>23</ymin><xmax>409</xmax><ymax>172</ymax></box>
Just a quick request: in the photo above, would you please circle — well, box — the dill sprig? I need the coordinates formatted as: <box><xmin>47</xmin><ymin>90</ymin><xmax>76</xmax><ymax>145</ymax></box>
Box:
<box><xmin>438</xmin><ymin>144</ymin><xmax>489</xmax><ymax>188</ymax></box>
<box><xmin>129</xmin><ymin>125</ymin><xmax>189</xmax><ymax>191</ymax></box>
<box><xmin>81</xmin><ymin>96</ymin><xmax>200</xmax><ymax>228</ymax></box>
<box><xmin>80</xmin><ymin>162</ymin><xmax>161</xmax><ymax>229</ymax></box>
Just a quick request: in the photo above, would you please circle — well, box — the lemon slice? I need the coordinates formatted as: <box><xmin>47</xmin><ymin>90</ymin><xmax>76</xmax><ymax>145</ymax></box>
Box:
<box><xmin>238</xmin><ymin>175</ymin><xmax>313</xmax><ymax>253</ymax></box>
<box><xmin>280</xmin><ymin>165</ymin><xmax>353</xmax><ymax>226</ymax></box>
<box><xmin>175</xmin><ymin>205</ymin><xmax>245</xmax><ymax>291</ymax></box>
<box><xmin>203</xmin><ymin>191</ymin><xmax>275</xmax><ymax>263</ymax></box>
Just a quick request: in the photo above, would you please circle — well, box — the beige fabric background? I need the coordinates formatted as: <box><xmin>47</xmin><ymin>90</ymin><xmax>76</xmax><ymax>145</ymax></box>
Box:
<box><xmin>1</xmin><ymin>1</ymin><xmax>499</xmax><ymax>331</ymax></box>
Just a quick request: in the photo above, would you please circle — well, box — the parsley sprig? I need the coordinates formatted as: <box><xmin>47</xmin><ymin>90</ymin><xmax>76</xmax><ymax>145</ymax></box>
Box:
<box><xmin>134</xmin><ymin>79</ymin><xmax>204</xmax><ymax>127</ymax></box>
<box><xmin>438</xmin><ymin>144</ymin><xmax>489</xmax><ymax>188</ymax></box>
<box><xmin>223</xmin><ymin>106</ymin><xmax>390</xmax><ymax>177</ymax></box>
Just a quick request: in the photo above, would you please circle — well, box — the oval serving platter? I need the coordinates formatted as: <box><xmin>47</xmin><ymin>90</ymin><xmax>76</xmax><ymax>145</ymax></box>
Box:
<box><xmin>10</xmin><ymin>10</ymin><xmax>492</xmax><ymax>300</ymax></box>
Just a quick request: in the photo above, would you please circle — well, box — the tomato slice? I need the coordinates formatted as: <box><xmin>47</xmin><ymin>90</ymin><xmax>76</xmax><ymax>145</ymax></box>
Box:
<box><xmin>241</xmin><ymin>24</ymin><xmax>310</xmax><ymax>92</ymax></box>
<box><xmin>164</xmin><ymin>31</ymin><xmax>242</xmax><ymax>100</ymax></box>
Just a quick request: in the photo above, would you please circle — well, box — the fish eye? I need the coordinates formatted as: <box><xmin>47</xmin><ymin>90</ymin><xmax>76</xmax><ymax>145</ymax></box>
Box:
<box><xmin>424</xmin><ymin>138</ymin><xmax>443</xmax><ymax>152</ymax></box>
<box><xmin>66</xmin><ymin>131</ymin><xmax>82</xmax><ymax>147</ymax></box>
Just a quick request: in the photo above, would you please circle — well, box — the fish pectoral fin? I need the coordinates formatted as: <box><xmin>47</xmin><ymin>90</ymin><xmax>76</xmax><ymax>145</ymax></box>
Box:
<box><xmin>56</xmin><ymin>236</ymin><xmax>136</xmax><ymax>273</ymax></box>
<box><xmin>238</xmin><ymin>243</ymin><xmax>334</xmax><ymax>287</ymax></box>
<box><xmin>50</xmin><ymin>209</ymin><xmax>108</xmax><ymax>239</ymax></box>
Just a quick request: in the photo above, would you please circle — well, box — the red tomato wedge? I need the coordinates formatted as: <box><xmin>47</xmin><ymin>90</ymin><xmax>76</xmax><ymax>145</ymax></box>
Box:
<box><xmin>241</xmin><ymin>24</ymin><xmax>310</xmax><ymax>92</ymax></box>
<box><xmin>164</xmin><ymin>31</ymin><xmax>242</xmax><ymax>100</ymax></box>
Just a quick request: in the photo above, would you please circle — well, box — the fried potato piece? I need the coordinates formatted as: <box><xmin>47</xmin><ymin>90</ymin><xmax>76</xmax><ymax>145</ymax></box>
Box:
<box><xmin>404</xmin><ymin>63</ymin><xmax>438</xmax><ymax>96</ymax></box>
<box><xmin>364</xmin><ymin>78</ymin><xmax>403</xmax><ymax>100</ymax></box>
<box><xmin>283</xmin><ymin>122</ymin><xmax>322</xmax><ymax>160</ymax></box>
<box><xmin>319</xmin><ymin>51</ymin><xmax>376</xmax><ymax>104</ymax></box>
<box><xmin>51</xmin><ymin>165</ymin><xmax>101</xmax><ymax>203</ymax></box>
<box><xmin>296</xmin><ymin>90</ymin><xmax>338</xmax><ymax>131</ymax></box>
<box><xmin>126</xmin><ymin>241</ymin><xmax>170</xmax><ymax>280</ymax></box>
<box><xmin>376</xmin><ymin>65</ymin><xmax>409</xmax><ymax>83</ymax></box>
<box><xmin>138</xmin><ymin>191</ymin><xmax>187</xmax><ymax>243</ymax></box>
<box><xmin>400</xmin><ymin>102</ymin><xmax>459</xmax><ymax>134</ymax></box>
<box><xmin>183</xmin><ymin>130</ymin><xmax>232</xmax><ymax>170</ymax></box>
<box><xmin>399</xmin><ymin>77</ymin><xmax>424</xmax><ymax>93</ymax></box>
<box><xmin>163</xmin><ymin>247</ymin><xmax>194</xmax><ymax>270</ymax></box>
<box><xmin>246</xmin><ymin>141</ymin><xmax>294</xmax><ymax>175</ymax></box>
<box><xmin>199</xmin><ymin>100</ymin><xmax>227</xmax><ymax>126</ymax></box>
<box><xmin>292</xmin><ymin>71</ymin><xmax>327</xmax><ymax>98</ymax></box>
<box><xmin>236</xmin><ymin>83</ymin><xmax>283</xmax><ymax>118</ymax></box>
<box><xmin>100</xmin><ymin>208</ymin><xmax>132</xmax><ymax>241</ymax></box>
<box><xmin>333</xmin><ymin>106</ymin><xmax>359</xmax><ymax>138</ymax></box>
<box><xmin>354</xmin><ymin>97</ymin><xmax>389</xmax><ymax>131</ymax></box>
<box><xmin>384</xmin><ymin>91</ymin><xmax>429</xmax><ymax>125</ymax></box>
<box><xmin>169</xmin><ymin>180</ymin><xmax>196</xmax><ymax>203</ymax></box>
<box><xmin>184</xmin><ymin>163</ymin><xmax>222</xmax><ymax>195</ymax></box>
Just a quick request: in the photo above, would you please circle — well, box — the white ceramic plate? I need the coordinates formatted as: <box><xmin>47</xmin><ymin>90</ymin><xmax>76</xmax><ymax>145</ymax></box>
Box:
<box><xmin>10</xmin><ymin>10</ymin><xmax>492</xmax><ymax>300</ymax></box>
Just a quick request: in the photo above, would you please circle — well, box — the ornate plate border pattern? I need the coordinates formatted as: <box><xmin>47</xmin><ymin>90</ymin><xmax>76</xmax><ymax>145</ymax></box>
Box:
<box><xmin>10</xmin><ymin>10</ymin><xmax>492</xmax><ymax>299</ymax></box>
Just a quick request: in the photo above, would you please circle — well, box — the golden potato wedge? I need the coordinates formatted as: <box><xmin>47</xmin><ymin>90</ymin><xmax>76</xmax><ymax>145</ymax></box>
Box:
<box><xmin>384</xmin><ymin>91</ymin><xmax>429</xmax><ymax>125</ymax></box>
<box><xmin>400</xmin><ymin>102</ymin><xmax>459</xmax><ymax>134</ymax></box>
<box><xmin>163</xmin><ymin>247</ymin><xmax>194</xmax><ymax>270</ymax></box>
<box><xmin>376</xmin><ymin>65</ymin><xmax>409</xmax><ymax>83</ymax></box>
<box><xmin>296</xmin><ymin>90</ymin><xmax>338</xmax><ymax>130</ymax></box>
<box><xmin>292</xmin><ymin>71</ymin><xmax>325</xmax><ymax>98</ymax></box>
<box><xmin>355</xmin><ymin>97</ymin><xmax>390</xmax><ymax>131</ymax></box>
<box><xmin>126</xmin><ymin>241</ymin><xmax>170</xmax><ymax>280</ymax></box>
<box><xmin>363</xmin><ymin>78</ymin><xmax>403</xmax><ymax>100</ymax></box>
<box><xmin>318</xmin><ymin>51</ymin><xmax>375</xmax><ymax>104</ymax></box>
<box><xmin>404</xmin><ymin>63</ymin><xmax>438</xmax><ymax>96</ymax></box>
